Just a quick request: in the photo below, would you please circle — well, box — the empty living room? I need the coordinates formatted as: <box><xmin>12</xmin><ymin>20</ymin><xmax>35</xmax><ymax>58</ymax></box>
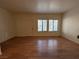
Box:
<box><xmin>0</xmin><ymin>0</ymin><xmax>79</xmax><ymax>59</ymax></box>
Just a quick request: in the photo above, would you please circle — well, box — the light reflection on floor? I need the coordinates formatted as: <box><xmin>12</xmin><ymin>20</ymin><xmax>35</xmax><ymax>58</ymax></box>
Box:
<box><xmin>37</xmin><ymin>39</ymin><xmax>58</xmax><ymax>55</ymax></box>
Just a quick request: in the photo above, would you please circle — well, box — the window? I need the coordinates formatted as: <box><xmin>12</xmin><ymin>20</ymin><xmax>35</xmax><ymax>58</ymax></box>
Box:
<box><xmin>49</xmin><ymin>20</ymin><xmax>58</xmax><ymax>31</ymax></box>
<box><xmin>38</xmin><ymin>19</ymin><xmax>47</xmax><ymax>32</ymax></box>
<box><xmin>38</xmin><ymin>19</ymin><xmax>58</xmax><ymax>32</ymax></box>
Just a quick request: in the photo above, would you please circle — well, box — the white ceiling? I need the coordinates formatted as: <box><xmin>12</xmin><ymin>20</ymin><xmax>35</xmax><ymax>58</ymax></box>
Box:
<box><xmin>0</xmin><ymin>0</ymin><xmax>79</xmax><ymax>13</ymax></box>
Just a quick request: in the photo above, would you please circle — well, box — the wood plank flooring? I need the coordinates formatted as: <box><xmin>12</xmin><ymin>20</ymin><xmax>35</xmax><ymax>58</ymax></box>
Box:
<box><xmin>1</xmin><ymin>36</ymin><xmax>79</xmax><ymax>59</ymax></box>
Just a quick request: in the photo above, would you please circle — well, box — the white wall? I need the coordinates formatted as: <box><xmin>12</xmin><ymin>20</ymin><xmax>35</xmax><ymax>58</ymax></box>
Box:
<box><xmin>62</xmin><ymin>7</ymin><xmax>79</xmax><ymax>44</ymax></box>
<box><xmin>0</xmin><ymin>8</ymin><xmax>16</xmax><ymax>43</ymax></box>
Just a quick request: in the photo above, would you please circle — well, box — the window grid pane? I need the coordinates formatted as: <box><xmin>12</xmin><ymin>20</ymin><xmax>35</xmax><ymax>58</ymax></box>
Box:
<box><xmin>38</xmin><ymin>19</ymin><xmax>58</xmax><ymax>32</ymax></box>
<box><xmin>49</xmin><ymin>20</ymin><xmax>54</xmax><ymax>31</ymax></box>
<box><xmin>38</xmin><ymin>20</ymin><xmax>43</xmax><ymax>31</ymax></box>
<box><xmin>38</xmin><ymin>20</ymin><xmax>47</xmax><ymax>32</ymax></box>
<box><xmin>49</xmin><ymin>20</ymin><xmax>58</xmax><ymax>32</ymax></box>
<box><xmin>42</xmin><ymin>20</ymin><xmax>47</xmax><ymax>31</ymax></box>
<box><xmin>53</xmin><ymin>20</ymin><xmax>58</xmax><ymax>31</ymax></box>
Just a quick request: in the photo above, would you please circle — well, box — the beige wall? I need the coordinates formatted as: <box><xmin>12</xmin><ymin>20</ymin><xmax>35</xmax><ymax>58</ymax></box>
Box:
<box><xmin>62</xmin><ymin>7</ymin><xmax>79</xmax><ymax>44</ymax></box>
<box><xmin>0</xmin><ymin>8</ymin><xmax>16</xmax><ymax>43</ymax></box>
<box><xmin>0</xmin><ymin>8</ymin><xmax>62</xmax><ymax>43</ymax></box>
<box><xmin>13</xmin><ymin>13</ymin><xmax>62</xmax><ymax>36</ymax></box>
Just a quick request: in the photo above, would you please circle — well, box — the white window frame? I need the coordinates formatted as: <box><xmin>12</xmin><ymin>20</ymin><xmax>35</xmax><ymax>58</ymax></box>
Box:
<box><xmin>37</xmin><ymin>19</ymin><xmax>59</xmax><ymax>32</ymax></box>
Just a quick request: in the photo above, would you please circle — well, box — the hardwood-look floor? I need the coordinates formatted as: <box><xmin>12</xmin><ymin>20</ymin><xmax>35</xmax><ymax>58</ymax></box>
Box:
<box><xmin>0</xmin><ymin>36</ymin><xmax>79</xmax><ymax>59</ymax></box>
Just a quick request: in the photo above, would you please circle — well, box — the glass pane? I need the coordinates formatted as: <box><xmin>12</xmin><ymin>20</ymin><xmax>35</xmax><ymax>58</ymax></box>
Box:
<box><xmin>53</xmin><ymin>20</ymin><xmax>58</xmax><ymax>31</ymax></box>
<box><xmin>49</xmin><ymin>20</ymin><xmax>54</xmax><ymax>31</ymax></box>
<box><xmin>43</xmin><ymin>20</ymin><xmax>47</xmax><ymax>31</ymax></box>
<box><xmin>38</xmin><ymin>20</ymin><xmax>43</xmax><ymax>31</ymax></box>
